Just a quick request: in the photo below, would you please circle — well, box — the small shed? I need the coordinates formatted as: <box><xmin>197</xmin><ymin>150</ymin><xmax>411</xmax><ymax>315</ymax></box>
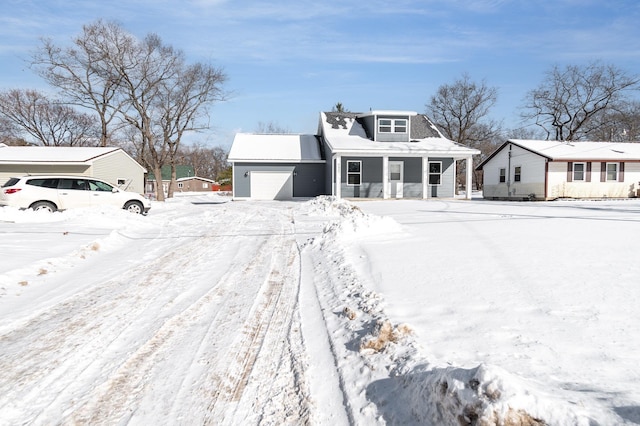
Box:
<box><xmin>477</xmin><ymin>139</ymin><xmax>640</xmax><ymax>200</ymax></box>
<box><xmin>0</xmin><ymin>145</ymin><xmax>147</xmax><ymax>193</ymax></box>
<box><xmin>227</xmin><ymin>134</ymin><xmax>326</xmax><ymax>200</ymax></box>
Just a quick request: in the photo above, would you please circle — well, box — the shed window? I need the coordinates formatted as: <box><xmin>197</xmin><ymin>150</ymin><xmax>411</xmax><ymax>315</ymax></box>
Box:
<box><xmin>514</xmin><ymin>166</ymin><xmax>521</xmax><ymax>182</ymax></box>
<box><xmin>428</xmin><ymin>162</ymin><xmax>442</xmax><ymax>185</ymax></box>
<box><xmin>573</xmin><ymin>163</ymin><xmax>586</xmax><ymax>181</ymax></box>
<box><xmin>499</xmin><ymin>168</ymin><xmax>506</xmax><ymax>183</ymax></box>
<box><xmin>606</xmin><ymin>163</ymin><xmax>618</xmax><ymax>181</ymax></box>
<box><xmin>347</xmin><ymin>160</ymin><xmax>361</xmax><ymax>186</ymax></box>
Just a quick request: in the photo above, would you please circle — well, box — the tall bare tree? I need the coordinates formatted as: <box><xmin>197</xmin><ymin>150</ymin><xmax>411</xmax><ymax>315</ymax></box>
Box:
<box><xmin>33</xmin><ymin>20</ymin><xmax>227</xmax><ymax>200</ymax></box>
<box><xmin>178</xmin><ymin>143</ymin><xmax>229</xmax><ymax>181</ymax></box>
<box><xmin>158</xmin><ymin>62</ymin><xmax>227</xmax><ymax>198</ymax></box>
<box><xmin>427</xmin><ymin>73</ymin><xmax>501</xmax><ymax>189</ymax></box>
<box><xmin>0</xmin><ymin>89</ymin><xmax>99</xmax><ymax>146</ymax></box>
<box><xmin>31</xmin><ymin>21</ymin><xmax>129</xmax><ymax>147</ymax></box>
<box><xmin>521</xmin><ymin>62</ymin><xmax>640</xmax><ymax>141</ymax></box>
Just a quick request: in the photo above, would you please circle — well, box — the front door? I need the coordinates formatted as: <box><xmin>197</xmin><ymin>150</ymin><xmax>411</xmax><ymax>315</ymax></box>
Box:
<box><xmin>389</xmin><ymin>161</ymin><xmax>404</xmax><ymax>198</ymax></box>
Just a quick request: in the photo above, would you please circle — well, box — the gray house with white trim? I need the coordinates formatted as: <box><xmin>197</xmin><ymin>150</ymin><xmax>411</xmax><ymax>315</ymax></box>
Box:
<box><xmin>0</xmin><ymin>145</ymin><xmax>147</xmax><ymax>194</ymax></box>
<box><xmin>228</xmin><ymin>110</ymin><xmax>480</xmax><ymax>200</ymax></box>
<box><xmin>477</xmin><ymin>139</ymin><xmax>640</xmax><ymax>200</ymax></box>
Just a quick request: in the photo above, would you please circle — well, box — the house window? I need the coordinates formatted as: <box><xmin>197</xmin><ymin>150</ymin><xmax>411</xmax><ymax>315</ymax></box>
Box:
<box><xmin>393</xmin><ymin>119</ymin><xmax>407</xmax><ymax>133</ymax></box>
<box><xmin>378</xmin><ymin>118</ymin><xmax>407</xmax><ymax>134</ymax></box>
<box><xmin>347</xmin><ymin>160</ymin><xmax>361</xmax><ymax>185</ymax></box>
<box><xmin>428</xmin><ymin>162</ymin><xmax>442</xmax><ymax>185</ymax></box>
<box><xmin>573</xmin><ymin>163</ymin><xmax>586</xmax><ymax>181</ymax></box>
<box><xmin>514</xmin><ymin>166</ymin><xmax>521</xmax><ymax>182</ymax></box>
<box><xmin>178</xmin><ymin>182</ymin><xmax>184</xmax><ymax>188</ymax></box>
<box><xmin>202</xmin><ymin>182</ymin><xmax>209</xmax><ymax>189</ymax></box>
<box><xmin>117</xmin><ymin>179</ymin><xmax>126</xmax><ymax>185</ymax></box>
<box><xmin>499</xmin><ymin>168</ymin><xmax>506</xmax><ymax>183</ymax></box>
<box><xmin>606</xmin><ymin>163</ymin><xmax>618</xmax><ymax>181</ymax></box>
<box><xmin>378</xmin><ymin>119</ymin><xmax>392</xmax><ymax>133</ymax></box>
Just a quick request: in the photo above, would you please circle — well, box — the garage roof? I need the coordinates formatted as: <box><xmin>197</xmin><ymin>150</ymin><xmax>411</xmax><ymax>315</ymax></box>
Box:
<box><xmin>228</xmin><ymin>134</ymin><xmax>324</xmax><ymax>163</ymax></box>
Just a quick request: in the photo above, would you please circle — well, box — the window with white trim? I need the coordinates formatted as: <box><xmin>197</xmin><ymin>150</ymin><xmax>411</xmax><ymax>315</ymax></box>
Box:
<box><xmin>378</xmin><ymin>118</ymin><xmax>407</xmax><ymax>134</ymax></box>
<box><xmin>202</xmin><ymin>182</ymin><xmax>209</xmax><ymax>188</ymax></box>
<box><xmin>514</xmin><ymin>166</ymin><xmax>521</xmax><ymax>182</ymax></box>
<box><xmin>347</xmin><ymin>160</ymin><xmax>361</xmax><ymax>185</ymax></box>
<box><xmin>428</xmin><ymin>162</ymin><xmax>442</xmax><ymax>185</ymax></box>
<box><xmin>606</xmin><ymin>163</ymin><xmax>618</xmax><ymax>181</ymax></box>
<box><xmin>573</xmin><ymin>162</ymin><xmax>586</xmax><ymax>181</ymax></box>
<box><xmin>499</xmin><ymin>168</ymin><xmax>506</xmax><ymax>183</ymax></box>
<box><xmin>178</xmin><ymin>182</ymin><xmax>184</xmax><ymax>188</ymax></box>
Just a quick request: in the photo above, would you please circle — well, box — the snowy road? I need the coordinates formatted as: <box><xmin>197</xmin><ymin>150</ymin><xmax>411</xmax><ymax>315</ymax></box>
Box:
<box><xmin>2</xmin><ymin>195</ymin><xmax>635</xmax><ymax>425</ymax></box>
<box><xmin>0</xmin><ymin>200</ymin><xmax>314</xmax><ymax>425</ymax></box>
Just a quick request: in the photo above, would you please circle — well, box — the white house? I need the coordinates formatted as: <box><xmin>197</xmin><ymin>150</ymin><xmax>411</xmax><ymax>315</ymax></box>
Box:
<box><xmin>228</xmin><ymin>110</ymin><xmax>480</xmax><ymax>200</ymax></box>
<box><xmin>0</xmin><ymin>145</ymin><xmax>147</xmax><ymax>194</ymax></box>
<box><xmin>477</xmin><ymin>139</ymin><xmax>640</xmax><ymax>200</ymax></box>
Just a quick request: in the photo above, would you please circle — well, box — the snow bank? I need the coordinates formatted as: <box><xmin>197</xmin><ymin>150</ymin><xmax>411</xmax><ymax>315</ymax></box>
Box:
<box><xmin>302</xmin><ymin>196</ymin><xmax>593</xmax><ymax>425</ymax></box>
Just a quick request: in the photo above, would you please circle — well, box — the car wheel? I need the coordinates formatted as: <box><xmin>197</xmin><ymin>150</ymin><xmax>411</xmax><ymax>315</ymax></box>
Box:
<box><xmin>124</xmin><ymin>200</ymin><xmax>144</xmax><ymax>214</ymax></box>
<box><xmin>30</xmin><ymin>201</ymin><xmax>57</xmax><ymax>212</ymax></box>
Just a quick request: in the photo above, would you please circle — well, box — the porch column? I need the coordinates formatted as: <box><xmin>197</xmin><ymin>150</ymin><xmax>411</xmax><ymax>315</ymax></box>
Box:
<box><xmin>382</xmin><ymin>156</ymin><xmax>389</xmax><ymax>199</ymax></box>
<box><xmin>465</xmin><ymin>156</ymin><xmax>473</xmax><ymax>200</ymax></box>
<box><xmin>422</xmin><ymin>157</ymin><xmax>429</xmax><ymax>199</ymax></box>
<box><xmin>334</xmin><ymin>155</ymin><xmax>341</xmax><ymax>198</ymax></box>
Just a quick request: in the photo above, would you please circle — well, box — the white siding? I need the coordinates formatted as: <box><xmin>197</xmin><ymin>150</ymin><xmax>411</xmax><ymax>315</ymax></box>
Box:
<box><xmin>90</xmin><ymin>151</ymin><xmax>145</xmax><ymax>194</ymax></box>
<box><xmin>482</xmin><ymin>143</ymin><xmax>547</xmax><ymax>199</ymax></box>
<box><xmin>549</xmin><ymin>161</ymin><xmax>640</xmax><ymax>198</ymax></box>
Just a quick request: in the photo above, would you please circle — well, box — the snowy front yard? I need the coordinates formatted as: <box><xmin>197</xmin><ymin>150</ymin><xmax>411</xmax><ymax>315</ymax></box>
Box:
<box><xmin>1</xmin><ymin>194</ymin><xmax>639</xmax><ymax>425</ymax></box>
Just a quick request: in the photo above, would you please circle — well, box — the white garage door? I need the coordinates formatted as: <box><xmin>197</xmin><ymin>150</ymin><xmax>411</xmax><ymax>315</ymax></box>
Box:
<box><xmin>250</xmin><ymin>171</ymin><xmax>293</xmax><ymax>200</ymax></box>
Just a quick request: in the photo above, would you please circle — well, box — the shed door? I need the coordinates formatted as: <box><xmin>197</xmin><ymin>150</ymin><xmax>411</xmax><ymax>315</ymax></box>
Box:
<box><xmin>251</xmin><ymin>171</ymin><xmax>293</xmax><ymax>200</ymax></box>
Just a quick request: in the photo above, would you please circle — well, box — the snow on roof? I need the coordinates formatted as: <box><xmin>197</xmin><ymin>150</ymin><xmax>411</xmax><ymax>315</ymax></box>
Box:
<box><xmin>228</xmin><ymin>133</ymin><xmax>324</xmax><ymax>163</ymax></box>
<box><xmin>320</xmin><ymin>112</ymin><xmax>480</xmax><ymax>157</ymax></box>
<box><xmin>510</xmin><ymin>139</ymin><xmax>640</xmax><ymax>160</ymax></box>
<box><xmin>0</xmin><ymin>146</ymin><xmax>122</xmax><ymax>163</ymax></box>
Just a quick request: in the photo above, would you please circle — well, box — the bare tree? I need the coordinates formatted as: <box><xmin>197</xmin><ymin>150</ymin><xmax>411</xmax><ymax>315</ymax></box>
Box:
<box><xmin>521</xmin><ymin>61</ymin><xmax>640</xmax><ymax>141</ymax></box>
<box><xmin>0</xmin><ymin>89</ymin><xmax>99</xmax><ymax>146</ymax></box>
<box><xmin>178</xmin><ymin>143</ymin><xmax>229</xmax><ymax>181</ymax></box>
<box><xmin>31</xmin><ymin>21</ymin><xmax>129</xmax><ymax>147</ymax></box>
<box><xmin>255</xmin><ymin>121</ymin><xmax>290</xmax><ymax>134</ymax></box>
<box><xmin>426</xmin><ymin>73</ymin><xmax>501</xmax><ymax>189</ymax></box>
<box><xmin>158</xmin><ymin>62</ymin><xmax>227</xmax><ymax>198</ymax></box>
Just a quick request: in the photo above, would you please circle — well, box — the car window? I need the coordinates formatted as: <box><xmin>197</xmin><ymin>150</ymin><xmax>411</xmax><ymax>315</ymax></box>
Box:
<box><xmin>58</xmin><ymin>179</ymin><xmax>88</xmax><ymax>190</ymax></box>
<box><xmin>26</xmin><ymin>178</ymin><xmax>59</xmax><ymax>189</ymax></box>
<box><xmin>88</xmin><ymin>180</ymin><xmax>113</xmax><ymax>192</ymax></box>
<box><xmin>2</xmin><ymin>178</ymin><xmax>20</xmax><ymax>187</ymax></box>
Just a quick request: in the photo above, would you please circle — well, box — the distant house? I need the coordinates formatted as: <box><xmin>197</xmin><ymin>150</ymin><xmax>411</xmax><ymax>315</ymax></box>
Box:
<box><xmin>228</xmin><ymin>110</ymin><xmax>480</xmax><ymax>200</ymax></box>
<box><xmin>146</xmin><ymin>165</ymin><xmax>218</xmax><ymax>195</ymax></box>
<box><xmin>476</xmin><ymin>139</ymin><xmax>640</xmax><ymax>200</ymax></box>
<box><xmin>0</xmin><ymin>145</ymin><xmax>146</xmax><ymax>194</ymax></box>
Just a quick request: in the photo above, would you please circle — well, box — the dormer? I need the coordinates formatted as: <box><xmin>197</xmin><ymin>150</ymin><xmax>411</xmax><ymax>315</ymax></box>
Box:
<box><xmin>357</xmin><ymin>110</ymin><xmax>416</xmax><ymax>142</ymax></box>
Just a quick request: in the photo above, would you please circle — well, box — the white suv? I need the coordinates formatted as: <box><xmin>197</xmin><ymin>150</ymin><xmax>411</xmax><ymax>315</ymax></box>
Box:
<box><xmin>0</xmin><ymin>176</ymin><xmax>151</xmax><ymax>214</ymax></box>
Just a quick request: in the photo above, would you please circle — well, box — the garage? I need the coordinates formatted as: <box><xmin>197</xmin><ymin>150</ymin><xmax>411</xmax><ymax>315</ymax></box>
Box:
<box><xmin>228</xmin><ymin>134</ymin><xmax>326</xmax><ymax>200</ymax></box>
<box><xmin>250</xmin><ymin>171</ymin><xmax>293</xmax><ymax>200</ymax></box>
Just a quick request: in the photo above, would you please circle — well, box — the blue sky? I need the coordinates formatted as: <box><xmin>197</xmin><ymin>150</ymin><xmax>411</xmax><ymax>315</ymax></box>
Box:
<box><xmin>1</xmin><ymin>0</ymin><xmax>639</xmax><ymax>149</ymax></box>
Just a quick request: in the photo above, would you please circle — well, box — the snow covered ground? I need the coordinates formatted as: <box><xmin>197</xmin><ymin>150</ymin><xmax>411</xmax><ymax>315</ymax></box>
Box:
<box><xmin>1</xmin><ymin>193</ymin><xmax>639</xmax><ymax>425</ymax></box>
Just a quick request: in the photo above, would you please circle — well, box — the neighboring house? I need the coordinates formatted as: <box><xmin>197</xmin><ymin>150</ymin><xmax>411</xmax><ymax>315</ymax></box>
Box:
<box><xmin>175</xmin><ymin>176</ymin><xmax>217</xmax><ymax>192</ymax></box>
<box><xmin>228</xmin><ymin>110</ymin><xmax>480</xmax><ymax>200</ymax></box>
<box><xmin>146</xmin><ymin>165</ymin><xmax>198</xmax><ymax>196</ymax></box>
<box><xmin>477</xmin><ymin>139</ymin><xmax>640</xmax><ymax>200</ymax></box>
<box><xmin>0</xmin><ymin>145</ymin><xmax>147</xmax><ymax>194</ymax></box>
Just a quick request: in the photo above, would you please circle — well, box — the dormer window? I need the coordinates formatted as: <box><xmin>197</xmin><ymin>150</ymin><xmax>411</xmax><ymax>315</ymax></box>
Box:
<box><xmin>378</xmin><ymin>118</ymin><xmax>407</xmax><ymax>134</ymax></box>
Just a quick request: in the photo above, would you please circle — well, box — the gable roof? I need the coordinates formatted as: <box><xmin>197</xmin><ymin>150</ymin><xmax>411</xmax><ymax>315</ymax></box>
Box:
<box><xmin>0</xmin><ymin>146</ymin><xmax>121</xmax><ymax>164</ymax></box>
<box><xmin>228</xmin><ymin>134</ymin><xmax>324</xmax><ymax>163</ymax></box>
<box><xmin>320</xmin><ymin>111</ymin><xmax>479</xmax><ymax>157</ymax></box>
<box><xmin>477</xmin><ymin>139</ymin><xmax>640</xmax><ymax>170</ymax></box>
<box><xmin>148</xmin><ymin>165</ymin><xmax>195</xmax><ymax>181</ymax></box>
